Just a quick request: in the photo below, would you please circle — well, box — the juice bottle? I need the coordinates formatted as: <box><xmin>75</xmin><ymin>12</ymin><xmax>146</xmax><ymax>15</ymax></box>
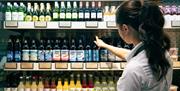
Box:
<box><xmin>88</xmin><ymin>74</ymin><xmax>94</xmax><ymax>91</ymax></box>
<box><xmin>56</xmin><ymin>78</ymin><xmax>63</xmax><ymax>91</ymax></box>
<box><xmin>63</xmin><ymin>78</ymin><xmax>69</xmax><ymax>91</ymax></box>
<box><xmin>76</xmin><ymin>74</ymin><xmax>82</xmax><ymax>91</ymax></box>
<box><xmin>82</xmin><ymin>74</ymin><xmax>88</xmax><ymax>91</ymax></box>
<box><xmin>44</xmin><ymin>78</ymin><xmax>50</xmax><ymax>91</ymax></box>
<box><xmin>18</xmin><ymin>76</ymin><xmax>24</xmax><ymax>91</ymax></box>
<box><xmin>31</xmin><ymin>76</ymin><xmax>37</xmax><ymax>91</ymax></box>
<box><xmin>50</xmin><ymin>78</ymin><xmax>56</xmax><ymax>91</ymax></box>
<box><xmin>69</xmin><ymin>74</ymin><xmax>76</xmax><ymax>91</ymax></box>
<box><xmin>37</xmin><ymin>76</ymin><xmax>44</xmax><ymax>91</ymax></box>
<box><xmin>25</xmin><ymin>76</ymin><xmax>31</xmax><ymax>91</ymax></box>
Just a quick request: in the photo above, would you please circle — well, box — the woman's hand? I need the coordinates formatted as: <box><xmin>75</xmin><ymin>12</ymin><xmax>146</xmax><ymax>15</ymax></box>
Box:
<box><xmin>94</xmin><ymin>36</ymin><xmax>107</xmax><ymax>48</ymax></box>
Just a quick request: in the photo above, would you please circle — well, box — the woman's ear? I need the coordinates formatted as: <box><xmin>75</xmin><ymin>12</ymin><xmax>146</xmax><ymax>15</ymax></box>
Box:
<box><xmin>122</xmin><ymin>24</ymin><xmax>129</xmax><ymax>32</ymax></box>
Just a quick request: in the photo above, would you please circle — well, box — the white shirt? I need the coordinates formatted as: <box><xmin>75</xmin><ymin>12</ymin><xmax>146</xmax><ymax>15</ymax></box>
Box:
<box><xmin>117</xmin><ymin>42</ymin><xmax>173</xmax><ymax>91</ymax></box>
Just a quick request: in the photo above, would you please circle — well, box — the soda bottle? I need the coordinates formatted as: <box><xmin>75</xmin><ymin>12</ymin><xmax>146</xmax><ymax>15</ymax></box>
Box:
<box><xmin>7</xmin><ymin>39</ymin><xmax>14</xmax><ymax>62</ymax></box>
<box><xmin>85</xmin><ymin>42</ymin><xmax>92</xmax><ymax>62</ymax></box>
<box><xmin>53</xmin><ymin>40</ymin><xmax>60</xmax><ymax>61</ymax></box>
<box><xmin>38</xmin><ymin>40</ymin><xmax>45</xmax><ymax>61</ymax></box>
<box><xmin>22</xmin><ymin>39</ymin><xmax>29</xmax><ymax>61</ymax></box>
<box><xmin>14</xmin><ymin>39</ymin><xmax>21</xmax><ymax>61</ymax></box>
<box><xmin>69</xmin><ymin>39</ymin><xmax>77</xmax><ymax>61</ymax></box>
<box><xmin>60</xmin><ymin>39</ymin><xmax>69</xmax><ymax>61</ymax></box>
<box><xmin>45</xmin><ymin>40</ymin><xmax>52</xmax><ymax>61</ymax></box>
<box><xmin>30</xmin><ymin>40</ymin><xmax>38</xmax><ymax>61</ymax></box>
<box><xmin>77</xmin><ymin>39</ymin><xmax>85</xmax><ymax>61</ymax></box>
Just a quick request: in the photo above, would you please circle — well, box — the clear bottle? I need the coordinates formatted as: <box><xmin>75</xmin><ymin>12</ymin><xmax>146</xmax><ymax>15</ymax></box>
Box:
<box><xmin>18</xmin><ymin>2</ymin><xmax>25</xmax><ymax>21</ymax></box>
<box><xmin>39</xmin><ymin>3</ymin><xmax>45</xmax><ymax>21</ymax></box>
<box><xmin>90</xmin><ymin>1</ymin><xmax>97</xmax><ymax>21</ymax></box>
<box><xmin>60</xmin><ymin>39</ymin><xmax>69</xmax><ymax>61</ymax></box>
<box><xmin>69</xmin><ymin>39</ymin><xmax>77</xmax><ymax>61</ymax></box>
<box><xmin>101</xmin><ymin>77</ymin><xmax>108</xmax><ymax>91</ymax></box>
<box><xmin>79</xmin><ymin>1</ymin><xmax>84</xmax><ymax>21</ymax></box>
<box><xmin>22</xmin><ymin>39</ymin><xmax>29</xmax><ymax>61</ymax></box>
<box><xmin>31</xmin><ymin>76</ymin><xmax>37</xmax><ymax>91</ymax></box>
<box><xmin>7</xmin><ymin>39</ymin><xmax>14</xmax><ymax>62</ymax></box>
<box><xmin>94</xmin><ymin>77</ymin><xmax>102</xmax><ymax>91</ymax></box>
<box><xmin>45</xmin><ymin>3</ymin><xmax>52</xmax><ymax>21</ymax></box>
<box><xmin>25</xmin><ymin>76</ymin><xmax>31</xmax><ymax>91</ymax></box>
<box><xmin>38</xmin><ymin>40</ymin><xmax>45</xmax><ymax>61</ymax></box>
<box><xmin>72</xmin><ymin>1</ymin><xmax>78</xmax><ymax>21</ymax></box>
<box><xmin>92</xmin><ymin>44</ymin><xmax>99</xmax><ymax>62</ymax></box>
<box><xmin>85</xmin><ymin>2</ymin><xmax>90</xmax><ymax>21</ymax></box>
<box><xmin>77</xmin><ymin>39</ymin><xmax>85</xmax><ymax>61</ymax></box>
<box><xmin>59</xmin><ymin>1</ymin><xmax>66</xmax><ymax>21</ymax></box>
<box><xmin>30</xmin><ymin>40</ymin><xmax>38</xmax><ymax>61</ymax></box>
<box><xmin>103</xmin><ymin>6</ymin><xmax>110</xmax><ymax>21</ymax></box>
<box><xmin>53</xmin><ymin>2</ymin><xmax>59</xmax><ymax>21</ymax></box>
<box><xmin>5</xmin><ymin>2</ymin><xmax>12</xmax><ymax>21</ymax></box>
<box><xmin>110</xmin><ymin>6</ymin><xmax>116</xmax><ymax>21</ymax></box>
<box><xmin>107</xmin><ymin>77</ymin><xmax>115</xmax><ymax>91</ymax></box>
<box><xmin>14</xmin><ymin>39</ymin><xmax>21</xmax><ymax>62</ymax></box>
<box><xmin>37</xmin><ymin>76</ymin><xmax>44</xmax><ymax>91</ymax></box>
<box><xmin>45</xmin><ymin>40</ymin><xmax>53</xmax><ymax>61</ymax></box>
<box><xmin>100</xmin><ymin>39</ymin><xmax>108</xmax><ymax>62</ymax></box>
<box><xmin>66</xmin><ymin>1</ymin><xmax>72</xmax><ymax>21</ymax></box>
<box><xmin>32</xmin><ymin>3</ymin><xmax>39</xmax><ymax>21</ymax></box>
<box><xmin>18</xmin><ymin>76</ymin><xmax>25</xmax><ymax>91</ymax></box>
<box><xmin>25</xmin><ymin>3</ymin><xmax>32</xmax><ymax>21</ymax></box>
<box><xmin>53</xmin><ymin>40</ymin><xmax>60</xmax><ymax>61</ymax></box>
<box><xmin>12</xmin><ymin>2</ymin><xmax>19</xmax><ymax>21</ymax></box>
<box><xmin>85</xmin><ymin>42</ymin><xmax>92</xmax><ymax>62</ymax></box>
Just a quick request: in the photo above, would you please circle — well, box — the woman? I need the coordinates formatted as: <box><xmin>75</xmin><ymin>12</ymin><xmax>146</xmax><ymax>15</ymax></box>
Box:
<box><xmin>94</xmin><ymin>0</ymin><xmax>173</xmax><ymax>91</ymax></box>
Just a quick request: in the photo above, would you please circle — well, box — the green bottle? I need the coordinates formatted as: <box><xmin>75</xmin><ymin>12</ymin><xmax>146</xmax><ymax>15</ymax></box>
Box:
<box><xmin>66</xmin><ymin>1</ymin><xmax>72</xmax><ymax>21</ymax></box>
<box><xmin>18</xmin><ymin>2</ymin><xmax>25</xmax><ymax>21</ymax></box>
<box><xmin>12</xmin><ymin>2</ymin><xmax>18</xmax><ymax>21</ymax></box>
<box><xmin>72</xmin><ymin>1</ymin><xmax>78</xmax><ymax>21</ymax></box>
<box><xmin>59</xmin><ymin>1</ymin><xmax>66</xmax><ymax>21</ymax></box>
<box><xmin>32</xmin><ymin>3</ymin><xmax>39</xmax><ymax>21</ymax></box>
<box><xmin>45</xmin><ymin>3</ymin><xmax>52</xmax><ymax>21</ymax></box>
<box><xmin>53</xmin><ymin>2</ymin><xmax>59</xmax><ymax>21</ymax></box>
<box><xmin>25</xmin><ymin>3</ymin><xmax>32</xmax><ymax>21</ymax></box>
<box><xmin>39</xmin><ymin>3</ymin><xmax>45</xmax><ymax>21</ymax></box>
<box><xmin>108</xmin><ymin>77</ymin><xmax>116</xmax><ymax>91</ymax></box>
<box><xmin>5</xmin><ymin>2</ymin><xmax>12</xmax><ymax>21</ymax></box>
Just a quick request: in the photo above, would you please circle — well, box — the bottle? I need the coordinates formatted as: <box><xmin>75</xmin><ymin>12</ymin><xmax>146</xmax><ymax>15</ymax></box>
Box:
<box><xmin>18</xmin><ymin>76</ymin><xmax>25</xmax><ymax>91</ymax></box>
<box><xmin>5</xmin><ymin>2</ymin><xmax>12</xmax><ymax>21</ymax></box>
<box><xmin>44</xmin><ymin>78</ymin><xmax>50</xmax><ymax>91</ymax></box>
<box><xmin>164</xmin><ymin>5</ymin><xmax>171</xmax><ymax>28</ymax></box>
<box><xmin>14</xmin><ymin>39</ymin><xmax>21</xmax><ymax>62</ymax></box>
<box><xmin>37</xmin><ymin>76</ymin><xmax>44</xmax><ymax>91</ymax></box>
<box><xmin>90</xmin><ymin>1</ymin><xmax>97</xmax><ymax>21</ymax></box>
<box><xmin>69</xmin><ymin>39</ymin><xmax>77</xmax><ymax>61</ymax></box>
<box><xmin>79</xmin><ymin>1</ymin><xmax>84</xmax><ymax>21</ymax></box>
<box><xmin>50</xmin><ymin>78</ymin><xmax>56</xmax><ymax>91</ymax></box>
<box><xmin>77</xmin><ymin>39</ymin><xmax>85</xmax><ymax>61</ymax></box>
<box><xmin>66</xmin><ymin>1</ymin><xmax>72</xmax><ymax>21</ymax></box>
<box><xmin>88</xmin><ymin>74</ymin><xmax>94</xmax><ymax>91</ymax></box>
<box><xmin>45</xmin><ymin>40</ymin><xmax>52</xmax><ymax>61</ymax></box>
<box><xmin>30</xmin><ymin>40</ymin><xmax>38</xmax><ymax>61</ymax></box>
<box><xmin>85</xmin><ymin>2</ymin><xmax>90</xmax><ymax>21</ymax></box>
<box><xmin>85</xmin><ymin>42</ymin><xmax>92</xmax><ymax>62</ymax></box>
<box><xmin>25</xmin><ymin>3</ymin><xmax>32</xmax><ymax>21</ymax></box>
<box><xmin>60</xmin><ymin>39</ymin><xmax>69</xmax><ymax>61</ymax></box>
<box><xmin>32</xmin><ymin>3</ymin><xmax>39</xmax><ymax>21</ymax></box>
<box><xmin>22</xmin><ymin>40</ymin><xmax>29</xmax><ymax>61</ymax></box>
<box><xmin>53</xmin><ymin>40</ymin><xmax>60</xmax><ymax>61</ymax></box>
<box><xmin>108</xmin><ymin>45</ymin><xmax>116</xmax><ymax>61</ymax></box>
<box><xmin>69</xmin><ymin>74</ymin><xmax>76</xmax><ymax>91</ymax></box>
<box><xmin>56</xmin><ymin>78</ymin><xmax>63</xmax><ymax>91</ymax></box>
<box><xmin>63</xmin><ymin>79</ymin><xmax>69</xmax><ymax>91</ymax></box>
<box><xmin>72</xmin><ymin>2</ymin><xmax>78</xmax><ymax>21</ymax></box>
<box><xmin>104</xmin><ymin>6</ymin><xmax>110</xmax><ymax>21</ymax></box>
<box><xmin>18</xmin><ymin>2</ymin><xmax>25</xmax><ymax>21</ymax></box>
<box><xmin>110</xmin><ymin>6</ymin><xmax>116</xmax><ymax>21</ymax></box>
<box><xmin>97</xmin><ymin>2</ymin><xmax>103</xmax><ymax>21</ymax></box>
<box><xmin>39</xmin><ymin>3</ymin><xmax>45</xmax><ymax>21</ymax></box>
<box><xmin>101</xmin><ymin>77</ymin><xmax>108</xmax><ymax>91</ymax></box>
<box><xmin>59</xmin><ymin>1</ymin><xmax>66</xmax><ymax>21</ymax></box>
<box><xmin>45</xmin><ymin>3</ymin><xmax>52</xmax><ymax>21</ymax></box>
<box><xmin>53</xmin><ymin>2</ymin><xmax>59</xmax><ymax>21</ymax></box>
<box><xmin>107</xmin><ymin>77</ymin><xmax>115</xmax><ymax>91</ymax></box>
<box><xmin>82</xmin><ymin>74</ymin><xmax>88</xmax><ymax>91</ymax></box>
<box><xmin>100</xmin><ymin>39</ymin><xmax>108</xmax><ymax>61</ymax></box>
<box><xmin>92</xmin><ymin>44</ymin><xmax>99</xmax><ymax>62</ymax></box>
<box><xmin>12</xmin><ymin>2</ymin><xmax>19</xmax><ymax>21</ymax></box>
<box><xmin>31</xmin><ymin>76</ymin><xmax>37</xmax><ymax>91</ymax></box>
<box><xmin>25</xmin><ymin>76</ymin><xmax>31</xmax><ymax>91</ymax></box>
<box><xmin>76</xmin><ymin>74</ymin><xmax>82</xmax><ymax>91</ymax></box>
<box><xmin>94</xmin><ymin>77</ymin><xmax>101</xmax><ymax>91</ymax></box>
<box><xmin>38</xmin><ymin>40</ymin><xmax>45</xmax><ymax>61</ymax></box>
<box><xmin>7</xmin><ymin>39</ymin><xmax>14</xmax><ymax>62</ymax></box>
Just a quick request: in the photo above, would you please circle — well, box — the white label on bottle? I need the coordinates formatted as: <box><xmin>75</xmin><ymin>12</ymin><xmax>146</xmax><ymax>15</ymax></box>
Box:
<box><xmin>60</xmin><ymin>13</ymin><xmax>65</xmax><ymax>19</ymax></box>
<box><xmin>38</xmin><ymin>50</ymin><xmax>45</xmax><ymax>61</ymax></box>
<box><xmin>69</xmin><ymin>50</ymin><xmax>76</xmax><ymax>61</ymax></box>
<box><xmin>72</xmin><ymin>13</ymin><xmax>78</xmax><ymax>19</ymax></box>
<box><xmin>76</xmin><ymin>88</ymin><xmax>82</xmax><ymax>91</ymax></box>
<box><xmin>82</xmin><ymin>88</ymin><xmax>88</xmax><ymax>91</ymax></box>
<box><xmin>38</xmin><ymin>88</ymin><xmax>43</xmax><ymax>91</ymax></box>
<box><xmin>70</xmin><ymin>88</ymin><xmax>76</xmax><ymax>91</ymax></box>
<box><xmin>94</xmin><ymin>87</ymin><xmax>101</xmax><ymax>91</ymax></box>
<box><xmin>109</xmin><ymin>87</ymin><xmax>115</xmax><ymax>91</ymax></box>
<box><xmin>12</xmin><ymin>88</ymin><xmax>18</xmax><ymax>91</ymax></box>
<box><xmin>45</xmin><ymin>50</ymin><xmax>53</xmax><ymax>61</ymax></box>
<box><xmin>88</xmin><ymin>88</ymin><xmax>94</xmax><ymax>91</ymax></box>
<box><xmin>97</xmin><ymin>13</ymin><xmax>103</xmax><ymax>19</ymax></box>
<box><xmin>31</xmin><ymin>88</ymin><xmax>37</xmax><ymax>91</ymax></box>
<box><xmin>30</xmin><ymin>50</ymin><xmax>38</xmax><ymax>61</ymax></box>
<box><xmin>12</xmin><ymin>12</ymin><xmax>19</xmax><ymax>20</ymax></box>
<box><xmin>22</xmin><ymin>50</ymin><xmax>29</xmax><ymax>61</ymax></box>
<box><xmin>111</xmin><ymin>15</ymin><xmax>116</xmax><ymax>21</ymax></box>
<box><xmin>79</xmin><ymin>13</ymin><xmax>84</xmax><ymax>19</ymax></box>
<box><xmin>91</xmin><ymin>12</ymin><xmax>96</xmax><ymax>19</ymax></box>
<box><xmin>66</xmin><ymin>13</ymin><xmax>71</xmax><ymax>19</ymax></box>
<box><xmin>53</xmin><ymin>49</ymin><xmax>60</xmax><ymax>61</ymax></box>
<box><xmin>51</xmin><ymin>89</ymin><xmax>56</xmax><ymax>91</ymax></box>
<box><xmin>102</xmin><ymin>88</ymin><xmax>108</xmax><ymax>91</ymax></box>
<box><xmin>25</xmin><ymin>88</ymin><xmax>30</xmax><ymax>91</ymax></box>
<box><xmin>18</xmin><ymin>88</ymin><xmax>24</xmax><ymax>91</ymax></box>
<box><xmin>77</xmin><ymin>50</ymin><xmax>85</xmax><ymax>61</ymax></box>
<box><xmin>61</xmin><ymin>50</ymin><xmax>69</xmax><ymax>61</ymax></box>
<box><xmin>44</xmin><ymin>88</ymin><xmax>50</xmax><ymax>91</ymax></box>
<box><xmin>18</xmin><ymin>12</ymin><xmax>24</xmax><ymax>21</ymax></box>
<box><xmin>5</xmin><ymin>12</ymin><xmax>11</xmax><ymax>20</ymax></box>
<box><xmin>53</xmin><ymin>13</ymin><xmax>58</xmax><ymax>19</ymax></box>
<box><xmin>85</xmin><ymin>13</ymin><xmax>90</xmax><ymax>19</ymax></box>
<box><xmin>5</xmin><ymin>88</ymin><xmax>11</xmax><ymax>91</ymax></box>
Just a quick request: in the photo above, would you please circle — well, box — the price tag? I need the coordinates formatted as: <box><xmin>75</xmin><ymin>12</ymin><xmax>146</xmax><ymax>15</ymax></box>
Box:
<box><xmin>71</xmin><ymin>63</ymin><xmax>83</xmax><ymax>69</ymax></box>
<box><xmin>100</xmin><ymin>62</ymin><xmax>112</xmax><ymax>69</ymax></box>
<box><xmin>4</xmin><ymin>63</ymin><xmax>17</xmax><ymax>69</ymax></box>
<box><xmin>171</xmin><ymin>21</ymin><xmax>180</xmax><ymax>27</ymax></box>
<box><xmin>21</xmin><ymin>63</ymin><xmax>33</xmax><ymax>69</ymax></box>
<box><xmin>55</xmin><ymin>63</ymin><xmax>68</xmax><ymax>69</ymax></box>
<box><xmin>86</xmin><ymin>63</ymin><xmax>98</xmax><ymax>69</ymax></box>
<box><xmin>5</xmin><ymin>21</ymin><xmax>18</xmax><ymax>27</ymax></box>
<box><xmin>18</xmin><ymin>22</ymin><xmax>34</xmax><ymax>28</ymax></box>
<box><xmin>39</xmin><ymin>63</ymin><xmax>51</xmax><ymax>69</ymax></box>
<box><xmin>106</xmin><ymin>21</ymin><xmax>116</xmax><ymax>27</ymax></box>
<box><xmin>86</xmin><ymin>21</ymin><xmax>98</xmax><ymax>28</ymax></box>
<box><xmin>59</xmin><ymin>21</ymin><xmax>71</xmax><ymax>28</ymax></box>
<box><xmin>34</xmin><ymin>21</ymin><xmax>47</xmax><ymax>28</ymax></box>
<box><xmin>173</xmin><ymin>61</ymin><xmax>180</xmax><ymax>68</ymax></box>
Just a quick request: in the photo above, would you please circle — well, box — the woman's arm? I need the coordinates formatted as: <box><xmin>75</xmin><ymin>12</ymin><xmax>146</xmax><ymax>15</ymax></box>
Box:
<box><xmin>94</xmin><ymin>36</ymin><xmax>131</xmax><ymax>60</ymax></box>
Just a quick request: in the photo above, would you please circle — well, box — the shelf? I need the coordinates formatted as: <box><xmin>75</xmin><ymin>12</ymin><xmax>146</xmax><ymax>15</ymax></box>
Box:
<box><xmin>1</xmin><ymin>0</ymin><xmax>125</xmax><ymax>1</ymax></box>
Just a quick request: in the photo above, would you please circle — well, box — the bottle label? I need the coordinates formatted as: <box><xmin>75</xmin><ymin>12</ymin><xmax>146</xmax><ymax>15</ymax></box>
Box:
<box><xmin>85</xmin><ymin>13</ymin><xmax>90</xmax><ymax>19</ymax></box>
<box><xmin>109</xmin><ymin>87</ymin><xmax>115</xmax><ymax>91</ymax></box>
<box><xmin>108</xmin><ymin>51</ymin><xmax>116</xmax><ymax>61</ymax></box>
<box><xmin>53</xmin><ymin>49</ymin><xmax>61</xmax><ymax>61</ymax></box>
<box><xmin>53</xmin><ymin>13</ymin><xmax>59</xmax><ymax>19</ymax></box>
<box><xmin>5</xmin><ymin>12</ymin><xmax>11</xmax><ymax>20</ymax></box>
<box><xmin>22</xmin><ymin>50</ymin><xmax>29</xmax><ymax>61</ymax></box>
<box><xmin>91</xmin><ymin>12</ymin><xmax>96</xmax><ymax>19</ymax></box>
<box><xmin>45</xmin><ymin>50</ymin><xmax>52</xmax><ymax>61</ymax></box>
<box><xmin>44</xmin><ymin>88</ymin><xmax>50</xmax><ymax>91</ymax></box>
<box><xmin>15</xmin><ymin>51</ymin><xmax>21</xmax><ymax>61</ymax></box>
<box><xmin>33</xmin><ymin>15</ymin><xmax>39</xmax><ymax>21</ymax></box>
<box><xmin>7</xmin><ymin>51</ymin><xmax>13</xmax><ymax>61</ymax></box>
<box><xmin>72</xmin><ymin>13</ymin><xmax>78</xmax><ymax>19</ymax></box>
<box><xmin>17</xmin><ymin>88</ymin><xmax>24</xmax><ymax>91</ymax></box>
<box><xmin>25</xmin><ymin>15</ymin><xmax>32</xmax><ymax>21</ymax></box>
<box><xmin>88</xmin><ymin>88</ymin><xmax>94</xmax><ymax>91</ymax></box>
<box><xmin>100</xmin><ymin>50</ymin><xmax>108</xmax><ymax>61</ymax></box>
<box><xmin>38</xmin><ymin>88</ymin><xmax>43</xmax><ymax>91</ymax></box>
<box><xmin>61</xmin><ymin>50</ymin><xmax>69</xmax><ymax>61</ymax></box>
<box><xmin>25</xmin><ymin>88</ymin><xmax>30</xmax><ymax>91</ymax></box>
<box><xmin>5</xmin><ymin>88</ymin><xmax>11</xmax><ymax>91</ymax></box>
<box><xmin>39</xmin><ymin>16</ymin><xmax>45</xmax><ymax>21</ymax></box>
<box><xmin>76</xmin><ymin>88</ymin><xmax>82</xmax><ymax>91</ymax></box>
<box><xmin>70</xmin><ymin>88</ymin><xmax>76</xmax><ymax>91</ymax></box>
<box><xmin>38</xmin><ymin>50</ymin><xmax>45</xmax><ymax>61</ymax></box>
<box><xmin>31</xmin><ymin>88</ymin><xmax>37</xmax><ymax>91</ymax></box>
<box><xmin>69</xmin><ymin>50</ymin><xmax>77</xmax><ymax>61</ymax></box>
<box><xmin>51</xmin><ymin>89</ymin><xmax>56</xmax><ymax>91</ymax></box>
<box><xmin>12</xmin><ymin>88</ymin><xmax>18</xmax><ymax>91</ymax></box>
<box><xmin>12</xmin><ymin>12</ymin><xmax>18</xmax><ymax>20</ymax></box>
<box><xmin>77</xmin><ymin>50</ymin><xmax>85</xmax><ymax>61</ymax></box>
<box><xmin>18</xmin><ymin>12</ymin><xmax>24</xmax><ymax>21</ymax></box>
<box><xmin>66</xmin><ymin>13</ymin><xmax>72</xmax><ymax>19</ymax></box>
<box><xmin>82</xmin><ymin>88</ymin><xmax>88</xmax><ymax>91</ymax></box>
<box><xmin>97</xmin><ymin>12</ymin><xmax>103</xmax><ymax>19</ymax></box>
<box><xmin>111</xmin><ymin>15</ymin><xmax>116</xmax><ymax>21</ymax></box>
<box><xmin>94</xmin><ymin>87</ymin><xmax>101</xmax><ymax>91</ymax></box>
<box><xmin>93</xmin><ymin>50</ymin><xmax>99</xmax><ymax>61</ymax></box>
<box><xmin>45</xmin><ymin>16</ymin><xmax>52</xmax><ymax>21</ymax></box>
<box><xmin>85</xmin><ymin>50</ymin><xmax>92</xmax><ymax>61</ymax></box>
<box><xmin>79</xmin><ymin>12</ymin><xmax>84</xmax><ymax>19</ymax></box>
<box><xmin>102</xmin><ymin>88</ymin><xmax>109</xmax><ymax>91</ymax></box>
<box><xmin>60</xmin><ymin>13</ymin><xmax>65</xmax><ymax>19</ymax></box>
<box><xmin>30</xmin><ymin>50</ymin><xmax>38</xmax><ymax>61</ymax></box>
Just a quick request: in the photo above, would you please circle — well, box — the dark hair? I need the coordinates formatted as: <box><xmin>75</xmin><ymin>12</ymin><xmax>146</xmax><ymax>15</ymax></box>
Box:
<box><xmin>116</xmin><ymin>0</ymin><xmax>171</xmax><ymax>81</ymax></box>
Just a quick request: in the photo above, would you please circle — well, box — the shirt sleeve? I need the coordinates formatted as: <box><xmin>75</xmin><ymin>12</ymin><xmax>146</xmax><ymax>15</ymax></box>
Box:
<box><xmin>117</xmin><ymin>66</ymin><xmax>143</xmax><ymax>91</ymax></box>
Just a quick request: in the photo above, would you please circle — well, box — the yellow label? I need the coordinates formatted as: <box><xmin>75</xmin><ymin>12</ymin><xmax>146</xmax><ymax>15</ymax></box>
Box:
<box><xmin>33</xmin><ymin>16</ymin><xmax>39</xmax><ymax>21</ymax></box>
<box><xmin>39</xmin><ymin>16</ymin><xmax>45</xmax><ymax>21</ymax></box>
<box><xmin>45</xmin><ymin>16</ymin><xmax>52</xmax><ymax>21</ymax></box>
<box><xmin>25</xmin><ymin>15</ymin><xmax>32</xmax><ymax>21</ymax></box>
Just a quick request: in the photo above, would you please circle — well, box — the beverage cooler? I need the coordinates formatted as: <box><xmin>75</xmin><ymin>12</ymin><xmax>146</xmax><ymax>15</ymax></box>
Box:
<box><xmin>0</xmin><ymin>0</ymin><xmax>179</xmax><ymax>91</ymax></box>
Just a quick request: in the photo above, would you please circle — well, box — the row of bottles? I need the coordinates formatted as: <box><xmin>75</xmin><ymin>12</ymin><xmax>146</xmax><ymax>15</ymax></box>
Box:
<box><xmin>4</xmin><ymin>72</ymin><xmax>120</xmax><ymax>91</ymax></box>
<box><xmin>5</xmin><ymin>2</ymin><xmax>116</xmax><ymax>22</ymax></box>
<box><xmin>7</xmin><ymin>37</ymin><xmax>132</xmax><ymax>62</ymax></box>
